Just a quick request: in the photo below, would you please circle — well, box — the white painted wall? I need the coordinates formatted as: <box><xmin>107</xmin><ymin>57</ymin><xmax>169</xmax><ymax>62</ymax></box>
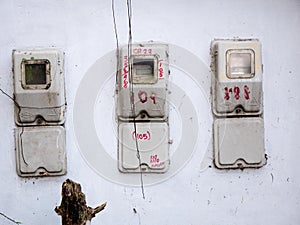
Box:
<box><xmin>0</xmin><ymin>0</ymin><xmax>300</xmax><ymax>224</ymax></box>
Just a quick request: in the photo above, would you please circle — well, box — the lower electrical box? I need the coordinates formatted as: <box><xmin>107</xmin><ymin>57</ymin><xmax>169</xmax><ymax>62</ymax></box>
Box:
<box><xmin>15</xmin><ymin>126</ymin><xmax>66</xmax><ymax>177</ymax></box>
<box><xmin>118</xmin><ymin>122</ymin><xmax>169</xmax><ymax>173</ymax></box>
<box><xmin>213</xmin><ymin>117</ymin><xmax>266</xmax><ymax>169</ymax></box>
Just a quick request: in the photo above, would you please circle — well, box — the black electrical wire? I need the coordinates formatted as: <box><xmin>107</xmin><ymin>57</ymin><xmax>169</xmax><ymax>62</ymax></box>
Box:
<box><xmin>0</xmin><ymin>87</ymin><xmax>28</xmax><ymax>165</ymax></box>
<box><xmin>112</xmin><ymin>0</ymin><xmax>120</xmax><ymax>82</ymax></box>
<box><xmin>112</xmin><ymin>0</ymin><xmax>145</xmax><ymax>199</ymax></box>
<box><xmin>126</xmin><ymin>0</ymin><xmax>145</xmax><ymax>199</ymax></box>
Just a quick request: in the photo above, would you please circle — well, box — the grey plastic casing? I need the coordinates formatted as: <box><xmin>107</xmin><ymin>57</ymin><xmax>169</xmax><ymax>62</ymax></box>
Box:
<box><xmin>13</xmin><ymin>49</ymin><xmax>66</xmax><ymax>177</ymax></box>
<box><xmin>116</xmin><ymin>43</ymin><xmax>170</xmax><ymax>173</ymax></box>
<box><xmin>13</xmin><ymin>49</ymin><xmax>66</xmax><ymax>126</ymax></box>
<box><xmin>211</xmin><ymin>39</ymin><xmax>266</xmax><ymax>169</ymax></box>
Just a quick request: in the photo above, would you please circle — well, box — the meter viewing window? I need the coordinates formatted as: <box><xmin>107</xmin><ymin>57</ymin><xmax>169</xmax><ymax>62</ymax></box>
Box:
<box><xmin>21</xmin><ymin>59</ymin><xmax>51</xmax><ymax>89</ymax></box>
<box><xmin>25</xmin><ymin>64</ymin><xmax>46</xmax><ymax>85</ymax></box>
<box><xmin>131</xmin><ymin>56</ymin><xmax>158</xmax><ymax>84</ymax></box>
<box><xmin>226</xmin><ymin>49</ymin><xmax>255</xmax><ymax>79</ymax></box>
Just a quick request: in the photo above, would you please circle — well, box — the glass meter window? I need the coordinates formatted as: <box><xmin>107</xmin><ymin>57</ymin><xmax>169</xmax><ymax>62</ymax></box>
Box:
<box><xmin>21</xmin><ymin>59</ymin><xmax>51</xmax><ymax>89</ymax></box>
<box><xmin>226</xmin><ymin>49</ymin><xmax>255</xmax><ymax>78</ymax></box>
<box><xmin>131</xmin><ymin>56</ymin><xmax>158</xmax><ymax>84</ymax></box>
<box><xmin>25</xmin><ymin>64</ymin><xmax>46</xmax><ymax>85</ymax></box>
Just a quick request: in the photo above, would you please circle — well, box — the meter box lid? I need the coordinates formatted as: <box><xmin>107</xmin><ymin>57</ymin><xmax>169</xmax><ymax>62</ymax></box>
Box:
<box><xmin>13</xmin><ymin>49</ymin><xmax>66</xmax><ymax>126</ymax></box>
<box><xmin>117</xmin><ymin>43</ymin><xmax>169</xmax><ymax>121</ymax></box>
<box><xmin>118</xmin><ymin>122</ymin><xmax>169</xmax><ymax>173</ymax></box>
<box><xmin>211</xmin><ymin>39</ymin><xmax>263</xmax><ymax>116</ymax></box>
<box><xmin>214</xmin><ymin>117</ymin><xmax>266</xmax><ymax>169</ymax></box>
<box><xmin>15</xmin><ymin>126</ymin><xmax>66</xmax><ymax>177</ymax></box>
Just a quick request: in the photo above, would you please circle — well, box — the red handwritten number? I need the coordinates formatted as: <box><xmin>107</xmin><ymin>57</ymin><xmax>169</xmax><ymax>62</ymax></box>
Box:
<box><xmin>159</xmin><ymin>68</ymin><xmax>163</xmax><ymax>77</ymax></box>
<box><xmin>138</xmin><ymin>91</ymin><xmax>147</xmax><ymax>103</ymax></box>
<box><xmin>132</xmin><ymin>131</ymin><xmax>151</xmax><ymax>140</ymax></box>
<box><xmin>150</xmin><ymin>155</ymin><xmax>160</xmax><ymax>163</ymax></box>
<box><xmin>158</xmin><ymin>60</ymin><xmax>164</xmax><ymax>78</ymax></box>
<box><xmin>123</xmin><ymin>56</ymin><xmax>129</xmax><ymax>88</ymax></box>
<box><xmin>150</xmin><ymin>94</ymin><xmax>156</xmax><ymax>104</ymax></box>
<box><xmin>224</xmin><ymin>87</ymin><xmax>230</xmax><ymax>100</ymax></box>
<box><xmin>123</xmin><ymin>68</ymin><xmax>128</xmax><ymax>77</ymax></box>
<box><xmin>123</xmin><ymin>80</ymin><xmax>128</xmax><ymax>88</ymax></box>
<box><xmin>134</xmin><ymin>91</ymin><xmax>157</xmax><ymax>104</ymax></box>
<box><xmin>224</xmin><ymin>86</ymin><xmax>250</xmax><ymax>100</ymax></box>
<box><xmin>234</xmin><ymin>86</ymin><xmax>240</xmax><ymax>100</ymax></box>
<box><xmin>244</xmin><ymin>85</ymin><xmax>250</xmax><ymax>100</ymax></box>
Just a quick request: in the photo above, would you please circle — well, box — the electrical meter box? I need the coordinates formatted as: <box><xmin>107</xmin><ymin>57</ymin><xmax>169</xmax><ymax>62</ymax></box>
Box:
<box><xmin>13</xmin><ymin>49</ymin><xmax>66</xmax><ymax>126</ymax></box>
<box><xmin>214</xmin><ymin>117</ymin><xmax>265</xmax><ymax>169</ymax></box>
<box><xmin>211</xmin><ymin>39</ymin><xmax>262</xmax><ymax>117</ymax></box>
<box><xmin>118</xmin><ymin>122</ymin><xmax>169</xmax><ymax>173</ymax></box>
<box><xmin>15</xmin><ymin>126</ymin><xmax>66</xmax><ymax>177</ymax></box>
<box><xmin>13</xmin><ymin>48</ymin><xmax>67</xmax><ymax>177</ymax></box>
<box><xmin>116</xmin><ymin>43</ymin><xmax>169</xmax><ymax>121</ymax></box>
<box><xmin>116</xmin><ymin>43</ymin><xmax>170</xmax><ymax>173</ymax></box>
<box><xmin>211</xmin><ymin>39</ymin><xmax>265</xmax><ymax>169</ymax></box>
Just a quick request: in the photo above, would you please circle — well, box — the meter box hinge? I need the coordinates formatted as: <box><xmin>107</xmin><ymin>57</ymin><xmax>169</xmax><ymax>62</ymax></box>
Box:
<box><xmin>13</xmin><ymin>49</ymin><xmax>66</xmax><ymax>177</ymax></box>
<box><xmin>116</xmin><ymin>43</ymin><xmax>170</xmax><ymax>173</ymax></box>
<box><xmin>211</xmin><ymin>39</ymin><xmax>266</xmax><ymax>169</ymax></box>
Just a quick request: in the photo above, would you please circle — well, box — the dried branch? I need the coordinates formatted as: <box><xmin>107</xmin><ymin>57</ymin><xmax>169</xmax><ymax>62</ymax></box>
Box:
<box><xmin>55</xmin><ymin>179</ymin><xmax>106</xmax><ymax>225</ymax></box>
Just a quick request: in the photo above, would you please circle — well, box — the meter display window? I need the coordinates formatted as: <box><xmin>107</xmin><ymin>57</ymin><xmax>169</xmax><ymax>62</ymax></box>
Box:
<box><xmin>25</xmin><ymin>64</ymin><xmax>46</xmax><ymax>85</ymax></box>
<box><xmin>226</xmin><ymin>49</ymin><xmax>255</xmax><ymax>79</ymax></box>
<box><xmin>131</xmin><ymin>56</ymin><xmax>158</xmax><ymax>84</ymax></box>
<box><xmin>21</xmin><ymin>60</ymin><xmax>51</xmax><ymax>89</ymax></box>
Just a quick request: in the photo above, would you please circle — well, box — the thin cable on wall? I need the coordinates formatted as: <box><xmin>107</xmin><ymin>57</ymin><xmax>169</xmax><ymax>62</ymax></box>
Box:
<box><xmin>126</xmin><ymin>0</ymin><xmax>145</xmax><ymax>199</ymax></box>
<box><xmin>112</xmin><ymin>0</ymin><xmax>145</xmax><ymax>199</ymax></box>
<box><xmin>111</xmin><ymin>0</ymin><xmax>119</xmax><ymax>83</ymax></box>
<box><xmin>1</xmin><ymin>86</ymin><xmax>67</xmax><ymax>166</ymax></box>
<box><xmin>0</xmin><ymin>87</ymin><xmax>28</xmax><ymax>165</ymax></box>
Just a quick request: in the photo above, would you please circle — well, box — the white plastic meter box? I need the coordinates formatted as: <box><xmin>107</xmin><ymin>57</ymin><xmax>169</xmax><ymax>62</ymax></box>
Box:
<box><xmin>211</xmin><ymin>39</ymin><xmax>266</xmax><ymax>169</ymax></box>
<box><xmin>13</xmin><ymin>49</ymin><xmax>66</xmax><ymax>177</ymax></box>
<box><xmin>116</xmin><ymin>43</ymin><xmax>169</xmax><ymax>173</ymax></box>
